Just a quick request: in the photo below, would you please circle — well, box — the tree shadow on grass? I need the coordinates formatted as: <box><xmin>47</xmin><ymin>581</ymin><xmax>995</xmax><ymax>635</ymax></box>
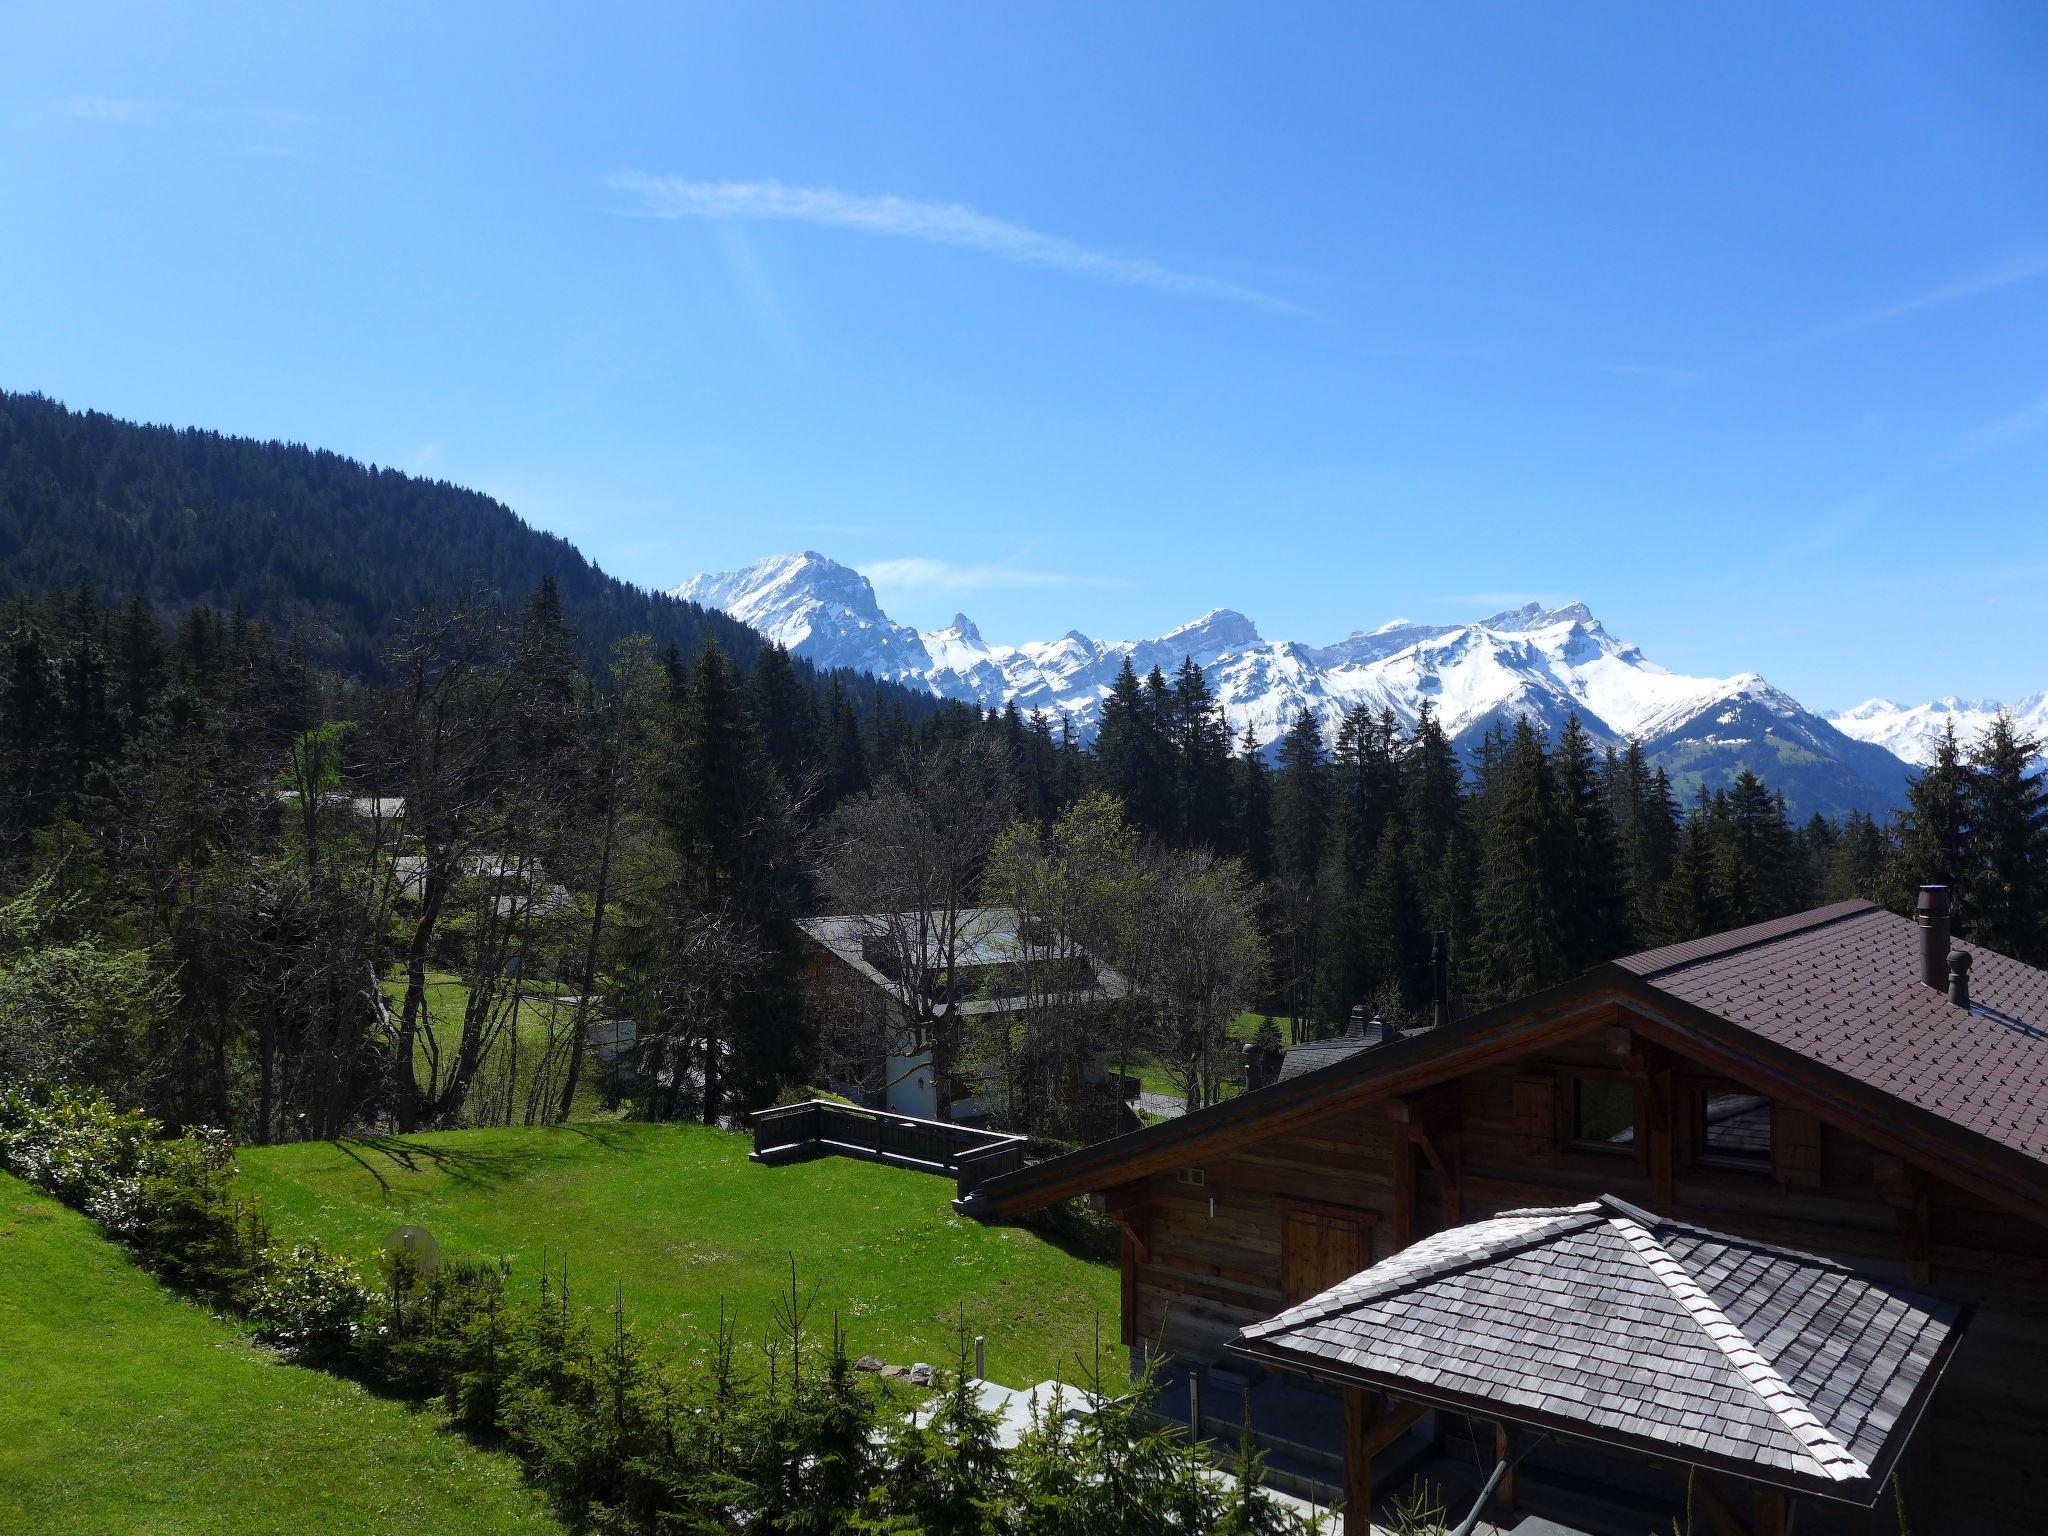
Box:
<box><xmin>333</xmin><ymin>1121</ymin><xmax>642</xmax><ymax>1197</ymax></box>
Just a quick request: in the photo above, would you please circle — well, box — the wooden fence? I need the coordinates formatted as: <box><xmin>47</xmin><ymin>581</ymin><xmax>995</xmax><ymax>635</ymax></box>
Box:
<box><xmin>749</xmin><ymin>1100</ymin><xmax>1029</xmax><ymax>1200</ymax></box>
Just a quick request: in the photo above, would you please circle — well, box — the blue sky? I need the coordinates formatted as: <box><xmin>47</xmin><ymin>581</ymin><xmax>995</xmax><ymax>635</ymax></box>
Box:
<box><xmin>5</xmin><ymin>3</ymin><xmax>2046</xmax><ymax>708</ymax></box>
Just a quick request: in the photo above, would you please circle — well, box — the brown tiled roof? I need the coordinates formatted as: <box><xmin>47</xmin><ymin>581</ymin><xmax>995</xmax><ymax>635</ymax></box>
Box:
<box><xmin>1617</xmin><ymin>902</ymin><xmax>2048</xmax><ymax>1167</ymax></box>
<box><xmin>1232</xmin><ymin>1195</ymin><xmax>1965</xmax><ymax>1504</ymax></box>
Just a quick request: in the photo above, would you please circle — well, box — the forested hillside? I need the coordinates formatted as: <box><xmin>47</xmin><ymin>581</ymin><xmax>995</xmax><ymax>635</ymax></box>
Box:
<box><xmin>0</xmin><ymin>390</ymin><xmax>919</xmax><ymax>727</ymax></box>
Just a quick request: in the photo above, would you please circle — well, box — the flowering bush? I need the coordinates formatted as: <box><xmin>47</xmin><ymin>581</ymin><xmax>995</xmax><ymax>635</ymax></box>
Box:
<box><xmin>253</xmin><ymin>1241</ymin><xmax>373</xmax><ymax>1365</ymax></box>
<box><xmin>0</xmin><ymin>1085</ymin><xmax>157</xmax><ymax>1206</ymax></box>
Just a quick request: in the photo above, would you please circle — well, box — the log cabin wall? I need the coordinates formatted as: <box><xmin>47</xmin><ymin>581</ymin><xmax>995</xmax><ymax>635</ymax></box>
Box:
<box><xmin>1106</xmin><ymin>1006</ymin><xmax>2048</xmax><ymax>1535</ymax></box>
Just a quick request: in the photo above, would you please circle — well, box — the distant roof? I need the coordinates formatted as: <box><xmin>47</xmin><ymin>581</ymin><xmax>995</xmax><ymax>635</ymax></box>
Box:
<box><xmin>1618</xmin><ymin>901</ymin><xmax>2048</xmax><ymax>1168</ymax></box>
<box><xmin>797</xmin><ymin>907</ymin><xmax>1125</xmax><ymax>1016</ymax></box>
<box><xmin>1275</xmin><ymin>1013</ymin><xmax>1420</xmax><ymax>1082</ymax></box>
<box><xmin>1232</xmin><ymin>1195</ymin><xmax>1966</xmax><ymax>1505</ymax></box>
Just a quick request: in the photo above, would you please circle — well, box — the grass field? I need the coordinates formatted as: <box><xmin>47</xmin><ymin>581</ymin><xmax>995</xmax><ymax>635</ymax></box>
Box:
<box><xmin>388</xmin><ymin>969</ymin><xmax>610</xmax><ymax>1123</ymax></box>
<box><xmin>1124</xmin><ymin>1011</ymin><xmax>1277</xmax><ymax>1102</ymax></box>
<box><xmin>239</xmin><ymin>1122</ymin><xmax>1120</xmax><ymax>1388</ymax></box>
<box><xmin>0</xmin><ymin>1172</ymin><xmax>562</xmax><ymax>1536</ymax></box>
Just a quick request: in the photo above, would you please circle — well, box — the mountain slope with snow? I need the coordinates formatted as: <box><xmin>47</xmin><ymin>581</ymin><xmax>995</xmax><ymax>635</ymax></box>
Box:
<box><xmin>672</xmin><ymin>552</ymin><xmax>1915</xmax><ymax>817</ymax></box>
<box><xmin>1829</xmin><ymin>693</ymin><xmax>2048</xmax><ymax>766</ymax></box>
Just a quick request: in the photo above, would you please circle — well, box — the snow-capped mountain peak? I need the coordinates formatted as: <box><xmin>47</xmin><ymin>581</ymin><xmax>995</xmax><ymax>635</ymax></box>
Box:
<box><xmin>672</xmin><ymin>552</ymin><xmax>1926</xmax><ymax>815</ymax></box>
<box><xmin>1829</xmin><ymin>692</ymin><xmax>2048</xmax><ymax>766</ymax></box>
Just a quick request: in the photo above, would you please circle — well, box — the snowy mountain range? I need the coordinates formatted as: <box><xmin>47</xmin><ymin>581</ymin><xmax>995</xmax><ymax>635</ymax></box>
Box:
<box><xmin>671</xmin><ymin>552</ymin><xmax>2028</xmax><ymax>818</ymax></box>
<box><xmin>1827</xmin><ymin>694</ymin><xmax>2048</xmax><ymax>766</ymax></box>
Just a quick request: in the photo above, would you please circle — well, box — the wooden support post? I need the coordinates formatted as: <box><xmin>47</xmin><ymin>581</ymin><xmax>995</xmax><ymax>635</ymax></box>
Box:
<box><xmin>1342</xmin><ymin>1387</ymin><xmax>1381</xmax><ymax>1532</ymax></box>
<box><xmin>1493</xmin><ymin>1423</ymin><xmax>1517</xmax><ymax>1516</ymax></box>
<box><xmin>1118</xmin><ymin>1229</ymin><xmax>1138</xmax><ymax>1348</ymax></box>
<box><xmin>1390</xmin><ymin>1122</ymin><xmax>1414</xmax><ymax>1250</ymax></box>
<box><xmin>1647</xmin><ymin>1062</ymin><xmax>1675</xmax><ymax>1211</ymax></box>
<box><xmin>1753</xmin><ymin>1488</ymin><xmax>1788</xmax><ymax>1536</ymax></box>
<box><xmin>1676</xmin><ymin>1471</ymin><xmax>1748</xmax><ymax>1536</ymax></box>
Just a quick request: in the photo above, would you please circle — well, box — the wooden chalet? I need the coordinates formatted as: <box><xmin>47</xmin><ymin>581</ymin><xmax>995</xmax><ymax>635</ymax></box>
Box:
<box><xmin>969</xmin><ymin>891</ymin><xmax>2048</xmax><ymax>1534</ymax></box>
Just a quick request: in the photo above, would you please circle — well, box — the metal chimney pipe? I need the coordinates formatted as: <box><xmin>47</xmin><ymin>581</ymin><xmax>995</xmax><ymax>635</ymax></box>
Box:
<box><xmin>1948</xmin><ymin>950</ymin><xmax>1973</xmax><ymax>1010</ymax></box>
<box><xmin>1916</xmin><ymin>887</ymin><xmax>1951</xmax><ymax>991</ymax></box>
<box><xmin>1430</xmin><ymin>931</ymin><xmax>1451</xmax><ymax>1028</ymax></box>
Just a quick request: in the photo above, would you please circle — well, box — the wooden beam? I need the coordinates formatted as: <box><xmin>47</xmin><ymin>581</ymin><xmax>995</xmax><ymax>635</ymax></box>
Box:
<box><xmin>1645</xmin><ymin>1059</ymin><xmax>1675</xmax><ymax>1210</ymax></box>
<box><xmin>1752</xmin><ymin>1488</ymin><xmax>1788</xmax><ymax>1536</ymax></box>
<box><xmin>1118</xmin><ymin>1230</ymin><xmax>1138</xmax><ymax>1348</ymax></box>
<box><xmin>1658</xmin><ymin>1467</ymin><xmax>1748</xmax><ymax>1536</ymax></box>
<box><xmin>984</xmin><ymin>991</ymin><xmax>1622</xmax><ymax>1214</ymax></box>
<box><xmin>1358</xmin><ymin>1399</ymin><xmax>1428</xmax><ymax>1460</ymax></box>
<box><xmin>1390</xmin><ymin>1118</ymin><xmax>1414</xmax><ymax>1250</ymax></box>
<box><xmin>1342</xmin><ymin>1388</ymin><xmax>1380</xmax><ymax>1531</ymax></box>
<box><xmin>1493</xmin><ymin>1423</ymin><xmax>1517</xmax><ymax>1516</ymax></box>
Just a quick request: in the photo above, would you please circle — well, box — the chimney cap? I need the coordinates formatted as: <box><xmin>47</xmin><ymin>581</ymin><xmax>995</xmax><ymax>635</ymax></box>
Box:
<box><xmin>1918</xmin><ymin>885</ymin><xmax>1951</xmax><ymax>913</ymax></box>
<box><xmin>1948</xmin><ymin>950</ymin><xmax>1973</xmax><ymax>974</ymax></box>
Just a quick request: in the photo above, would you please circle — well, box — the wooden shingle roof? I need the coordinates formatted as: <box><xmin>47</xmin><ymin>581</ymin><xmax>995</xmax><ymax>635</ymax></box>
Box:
<box><xmin>1231</xmin><ymin>1196</ymin><xmax>1966</xmax><ymax>1504</ymax></box>
<box><xmin>1618</xmin><ymin>901</ymin><xmax>2048</xmax><ymax>1166</ymax></box>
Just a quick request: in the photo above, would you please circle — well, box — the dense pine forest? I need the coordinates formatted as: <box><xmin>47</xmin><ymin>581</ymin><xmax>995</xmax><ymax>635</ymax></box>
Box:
<box><xmin>0</xmin><ymin>389</ymin><xmax>929</xmax><ymax>725</ymax></box>
<box><xmin>3</xmin><ymin>566</ymin><xmax>2042</xmax><ymax>1145</ymax></box>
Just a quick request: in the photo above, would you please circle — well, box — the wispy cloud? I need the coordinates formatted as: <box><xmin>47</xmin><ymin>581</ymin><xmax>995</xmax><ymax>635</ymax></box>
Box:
<box><xmin>605</xmin><ymin>174</ymin><xmax>1308</xmax><ymax>314</ymax></box>
<box><xmin>861</xmin><ymin>557</ymin><xmax>1129</xmax><ymax>595</ymax></box>
<box><xmin>1938</xmin><ymin>387</ymin><xmax>2048</xmax><ymax>468</ymax></box>
<box><xmin>62</xmin><ymin>95</ymin><xmax>165</xmax><ymax>126</ymax></box>
<box><xmin>713</xmin><ymin>223</ymin><xmax>800</xmax><ymax>371</ymax></box>
<box><xmin>1596</xmin><ymin>361</ymin><xmax>1702</xmax><ymax>387</ymax></box>
<box><xmin>1777</xmin><ymin>252</ymin><xmax>2048</xmax><ymax>350</ymax></box>
<box><xmin>57</xmin><ymin>95</ymin><xmax>327</xmax><ymax>163</ymax></box>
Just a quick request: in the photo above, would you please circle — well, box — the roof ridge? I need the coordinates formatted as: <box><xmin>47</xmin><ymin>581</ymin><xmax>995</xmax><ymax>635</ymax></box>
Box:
<box><xmin>1241</xmin><ymin>1207</ymin><xmax>1601</xmax><ymax>1340</ymax></box>
<box><xmin>1624</xmin><ymin>899</ymin><xmax>1876</xmax><ymax>979</ymax></box>
<box><xmin>1607</xmin><ymin>1214</ymin><xmax>1869</xmax><ymax>1482</ymax></box>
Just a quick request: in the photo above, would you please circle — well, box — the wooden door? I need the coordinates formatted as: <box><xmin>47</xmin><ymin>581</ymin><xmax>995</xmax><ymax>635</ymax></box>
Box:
<box><xmin>1281</xmin><ymin>1207</ymin><xmax>1368</xmax><ymax>1304</ymax></box>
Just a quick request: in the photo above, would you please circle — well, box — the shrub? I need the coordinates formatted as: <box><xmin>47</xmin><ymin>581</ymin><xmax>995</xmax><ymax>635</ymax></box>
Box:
<box><xmin>0</xmin><ymin>1084</ymin><xmax>157</xmax><ymax>1206</ymax></box>
<box><xmin>252</xmin><ymin>1241</ymin><xmax>373</xmax><ymax>1366</ymax></box>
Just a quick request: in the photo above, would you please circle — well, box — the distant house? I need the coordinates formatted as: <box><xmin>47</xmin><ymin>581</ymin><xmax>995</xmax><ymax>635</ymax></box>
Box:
<box><xmin>798</xmin><ymin>907</ymin><xmax>1127</xmax><ymax>1127</ymax></box>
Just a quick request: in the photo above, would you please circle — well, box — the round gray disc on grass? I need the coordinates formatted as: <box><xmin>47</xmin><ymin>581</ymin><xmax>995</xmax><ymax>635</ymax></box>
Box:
<box><xmin>383</xmin><ymin>1224</ymin><xmax>441</xmax><ymax>1274</ymax></box>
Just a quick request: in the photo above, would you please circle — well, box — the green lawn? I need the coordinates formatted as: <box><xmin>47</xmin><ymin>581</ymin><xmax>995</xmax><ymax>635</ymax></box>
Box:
<box><xmin>0</xmin><ymin>1173</ymin><xmax>562</xmax><ymax>1536</ymax></box>
<box><xmin>1124</xmin><ymin>1011</ymin><xmax>1274</xmax><ymax>1102</ymax></box>
<box><xmin>239</xmin><ymin>1122</ymin><xmax>1119</xmax><ymax>1388</ymax></box>
<box><xmin>388</xmin><ymin>969</ymin><xmax>609</xmax><ymax>1123</ymax></box>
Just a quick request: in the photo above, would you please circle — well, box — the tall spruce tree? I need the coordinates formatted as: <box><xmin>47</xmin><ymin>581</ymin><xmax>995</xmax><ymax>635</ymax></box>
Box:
<box><xmin>1554</xmin><ymin>716</ymin><xmax>1631</xmax><ymax>969</ymax></box>
<box><xmin>1893</xmin><ymin>722</ymin><xmax>1972</xmax><ymax>922</ymax></box>
<box><xmin>1471</xmin><ymin>719</ymin><xmax>1570</xmax><ymax>1000</ymax></box>
<box><xmin>1964</xmin><ymin>715</ymin><xmax>2048</xmax><ymax>963</ymax></box>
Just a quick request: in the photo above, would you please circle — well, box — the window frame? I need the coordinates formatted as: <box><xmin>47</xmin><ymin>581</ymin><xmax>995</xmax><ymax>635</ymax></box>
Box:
<box><xmin>1695</xmin><ymin>1087</ymin><xmax>1775</xmax><ymax>1175</ymax></box>
<box><xmin>1566</xmin><ymin>1073</ymin><xmax>1638</xmax><ymax>1157</ymax></box>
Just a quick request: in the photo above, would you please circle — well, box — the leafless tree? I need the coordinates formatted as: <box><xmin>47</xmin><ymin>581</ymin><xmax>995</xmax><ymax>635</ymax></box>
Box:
<box><xmin>818</xmin><ymin>735</ymin><xmax>1014</xmax><ymax>1120</ymax></box>
<box><xmin>978</xmin><ymin>791</ymin><xmax>1144</xmax><ymax>1138</ymax></box>
<box><xmin>1127</xmin><ymin>846</ymin><xmax>1268</xmax><ymax>1112</ymax></box>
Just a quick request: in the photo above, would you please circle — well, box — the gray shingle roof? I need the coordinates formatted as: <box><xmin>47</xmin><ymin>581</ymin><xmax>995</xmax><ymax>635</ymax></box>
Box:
<box><xmin>1618</xmin><ymin>902</ymin><xmax>2048</xmax><ymax>1167</ymax></box>
<box><xmin>1231</xmin><ymin>1195</ymin><xmax>1964</xmax><ymax>1503</ymax></box>
<box><xmin>1276</xmin><ymin>1015</ymin><xmax>1424</xmax><ymax>1082</ymax></box>
<box><xmin>798</xmin><ymin>908</ymin><xmax>1126</xmax><ymax>1016</ymax></box>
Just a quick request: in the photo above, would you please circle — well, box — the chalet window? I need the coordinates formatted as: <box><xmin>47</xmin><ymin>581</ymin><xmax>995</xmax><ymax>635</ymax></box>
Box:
<box><xmin>1570</xmin><ymin>1078</ymin><xmax>1636</xmax><ymax>1154</ymax></box>
<box><xmin>1175</xmin><ymin>1167</ymin><xmax>1206</xmax><ymax>1187</ymax></box>
<box><xmin>1700</xmin><ymin>1092</ymin><xmax>1773</xmax><ymax>1169</ymax></box>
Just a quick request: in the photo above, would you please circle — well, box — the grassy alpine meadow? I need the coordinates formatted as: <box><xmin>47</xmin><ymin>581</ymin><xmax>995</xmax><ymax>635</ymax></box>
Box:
<box><xmin>0</xmin><ymin>1172</ymin><xmax>563</xmax><ymax>1536</ymax></box>
<box><xmin>238</xmin><ymin>1121</ymin><xmax>1121</xmax><ymax>1388</ymax></box>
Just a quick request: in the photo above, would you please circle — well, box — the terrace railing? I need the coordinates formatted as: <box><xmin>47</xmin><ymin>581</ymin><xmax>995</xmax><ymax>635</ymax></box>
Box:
<box><xmin>749</xmin><ymin>1099</ymin><xmax>1030</xmax><ymax>1200</ymax></box>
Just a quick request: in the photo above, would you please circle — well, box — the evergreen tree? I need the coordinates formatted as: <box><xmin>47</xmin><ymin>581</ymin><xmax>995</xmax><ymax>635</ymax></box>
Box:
<box><xmin>1964</xmin><ymin>715</ymin><xmax>2048</xmax><ymax>963</ymax></box>
<box><xmin>1894</xmin><ymin>722</ymin><xmax>1971</xmax><ymax>920</ymax></box>
<box><xmin>1824</xmin><ymin>810</ymin><xmax>1892</xmax><ymax>904</ymax></box>
<box><xmin>1094</xmin><ymin>659</ymin><xmax>1169</xmax><ymax>837</ymax></box>
<box><xmin>1165</xmin><ymin>655</ymin><xmax>1231</xmax><ymax>848</ymax></box>
<box><xmin>1270</xmin><ymin>710</ymin><xmax>1333</xmax><ymax>1032</ymax></box>
<box><xmin>1471</xmin><ymin>719</ymin><xmax>1569</xmax><ymax>1000</ymax></box>
<box><xmin>1553</xmin><ymin>715</ymin><xmax>1630</xmax><ymax>969</ymax></box>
